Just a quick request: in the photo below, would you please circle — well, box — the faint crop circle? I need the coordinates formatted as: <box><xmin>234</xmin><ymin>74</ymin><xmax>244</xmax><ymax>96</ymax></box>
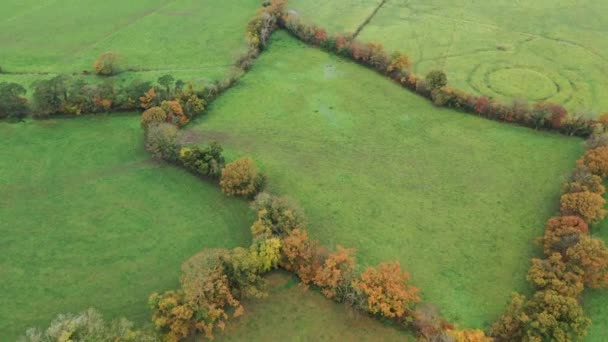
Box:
<box><xmin>485</xmin><ymin>68</ymin><xmax>558</xmax><ymax>101</ymax></box>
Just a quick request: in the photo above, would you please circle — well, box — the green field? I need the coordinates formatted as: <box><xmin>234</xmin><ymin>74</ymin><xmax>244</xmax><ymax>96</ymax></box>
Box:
<box><xmin>584</xmin><ymin>216</ymin><xmax>608</xmax><ymax>341</ymax></box>
<box><xmin>0</xmin><ymin>0</ymin><xmax>260</xmax><ymax>86</ymax></box>
<box><xmin>288</xmin><ymin>0</ymin><xmax>608</xmax><ymax>114</ymax></box>
<box><xmin>186</xmin><ymin>31</ymin><xmax>584</xmax><ymax>329</ymax></box>
<box><xmin>217</xmin><ymin>271</ymin><xmax>412</xmax><ymax>341</ymax></box>
<box><xmin>0</xmin><ymin>115</ymin><xmax>253</xmax><ymax>340</ymax></box>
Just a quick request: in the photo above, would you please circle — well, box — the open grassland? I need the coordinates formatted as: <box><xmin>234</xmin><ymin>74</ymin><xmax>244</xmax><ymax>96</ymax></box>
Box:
<box><xmin>187</xmin><ymin>31</ymin><xmax>584</xmax><ymax>329</ymax></box>
<box><xmin>0</xmin><ymin>115</ymin><xmax>252</xmax><ymax>340</ymax></box>
<box><xmin>0</xmin><ymin>0</ymin><xmax>260</xmax><ymax>85</ymax></box>
<box><xmin>217</xmin><ymin>271</ymin><xmax>411</xmax><ymax>341</ymax></box>
<box><xmin>357</xmin><ymin>0</ymin><xmax>608</xmax><ymax>114</ymax></box>
<box><xmin>584</xmin><ymin>216</ymin><xmax>608</xmax><ymax>341</ymax></box>
<box><xmin>287</xmin><ymin>0</ymin><xmax>381</xmax><ymax>34</ymax></box>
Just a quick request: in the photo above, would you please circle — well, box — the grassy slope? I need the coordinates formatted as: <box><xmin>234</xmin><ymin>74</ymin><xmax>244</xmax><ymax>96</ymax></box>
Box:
<box><xmin>0</xmin><ymin>115</ymin><xmax>252</xmax><ymax>340</ymax></box>
<box><xmin>187</xmin><ymin>31</ymin><xmax>583</xmax><ymax>329</ymax></box>
<box><xmin>357</xmin><ymin>0</ymin><xmax>608</xmax><ymax>114</ymax></box>
<box><xmin>287</xmin><ymin>0</ymin><xmax>381</xmax><ymax>34</ymax></box>
<box><xmin>0</xmin><ymin>0</ymin><xmax>260</xmax><ymax>85</ymax></box>
<box><xmin>217</xmin><ymin>271</ymin><xmax>412</xmax><ymax>341</ymax></box>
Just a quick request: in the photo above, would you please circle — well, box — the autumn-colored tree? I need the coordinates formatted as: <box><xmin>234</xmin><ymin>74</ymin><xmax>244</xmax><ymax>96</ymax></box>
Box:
<box><xmin>411</xmin><ymin>303</ymin><xmax>453</xmax><ymax>340</ymax></box>
<box><xmin>559</xmin><ymin>191</ymin><xmax>606</xmax><ymax>223</ymax></box>
<box><xmin>139</xmin><ymin>88</ymin><xmax>158</xmax><ymax>110</ymax></box>
<box><xmin>367</xmin><ymin>42</ymin><xmax>389</xmax><ymax>71</ymax></box>
<box><xmin>352</xmin><ymin>261</ymin><xmax>420</xmax><ymax>320</ymax></box>
<box><xmin>140</xmin><ymin>106</ymin><xmax>167</xmax><ymax>128</ymax></box>
<box><xmin>563</xmin><ymin>165</ymin><xmax>605</xmax><ymax>195</ymax></box>
<box><xmin>280</xmin><ymin>228</ymin><xmax>320</xmax><ymax>284</ymax></box>
<box><xmin>93</xmin><ymin>51</ymin><xmax>120</xmax><ymax>76</ymax></box>
<box><xmin>313</xmin><ymin>246</ymin><xmax>355</xmax><ymax>299</ymax></box>
<box><xmin>448</xmin><ymin>329</ymin><xmax>493</xmax><ymax>342</ymax></box>
<box><xmin>474</xmin><ymin>96</ymin><xmax>490</xmax><ymax>116</ymax></box>
<box><xmin>220</xmin><ymin>157</ymin><xmax>265</xmax><ymax>198</ymax></box>
<box><xmin>148</xmin><ymin>290</ymin><xmax>195</xmax><ymax>342</ymax></box>
<box><xmin>490</xmin><ymin>291</ymin><xmax>590</xmax><ymax>341</ymax></box>
<box><xmin>577</xmin><ymin>146</ymin><xmax>608</xmax><ymax>177</ymax></box>
<box><xmin>387</xmin><ymin>52</ymin><xmax>412</xmax><ymax>75</ymax></box>
<box><xmin>532</xmin><ymin>102</ymin><xmax>568</xmax><ymax>129</ymax></box>
<box><xmin>567</xmin><ymin>235</ymin><xmax>608</xmax><ymax>288</ymax></box>
<box><xmin>179</xmin><ymin>142</ymin><xmax>225</xmax><ymax>178</ymax></box>
<box><xmin>541</xmin><ymin>216</ymin><xmax>588</xmax><ymax>256</ymax></box>
<box><xmin>586</xmin><ymin>132</ymin><xmax>608</xmax><ymax>150</ymax></box>
<box><xmin>597</xmin><ymin>113</ymin><xmax>608</xmax><ymax>131</ymax></box>
<box><xmin>178</xmin><ymin>83</ymin><xmax>206</xmax><ymax>118</ymax></box>
<box><xmin>527</xmin><ymin>253</ymin><xmax>584</xmax><ymax>297</ymax></box>
<box><xmin>161</xmin><ymin>100</ymin><xmax>188</xmax><ymax>126</ymax></box>
<box><xmin>250</xmin><ymin>192</ymin><xmax>305</xmax><ymax>239</ymax></box>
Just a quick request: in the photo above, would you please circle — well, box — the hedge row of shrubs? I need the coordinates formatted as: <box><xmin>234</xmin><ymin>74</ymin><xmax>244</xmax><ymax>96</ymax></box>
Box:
<box><xmin>280</xmin><ymin>14</ymin><xmax>603</xmax><ymax>138</ymax></box>
<box><xmin>490</xmin><ymin>132</ymin><xmax>608</xmax><ymax>341</ymax></box>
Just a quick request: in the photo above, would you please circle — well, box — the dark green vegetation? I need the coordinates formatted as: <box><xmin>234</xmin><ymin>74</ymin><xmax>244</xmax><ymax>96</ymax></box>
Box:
<box><xmin>217</xmin><ymin>271</ymin><xmax>412</xmax><ymax>341</ymax></box>
<box><xmin>0</xmin><ymin>116</ymin><xmax>252</xmax><ymax>340</ymax></box>
<box><xmin>187</xmin><ymin>31</ymin><xmax>584</xmax><ymax>328</ymax></box>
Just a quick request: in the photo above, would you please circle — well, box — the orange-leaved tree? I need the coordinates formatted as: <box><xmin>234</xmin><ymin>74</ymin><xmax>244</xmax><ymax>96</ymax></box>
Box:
<box><xmin>567</xmin><ymin>235</ymin><xmax>608</xmax><ymax>288</ymax></box>
<box><xmin>559</xmin><ymin>191</ymin><xmax>606</xmax><ymax>223</ymax></box>
<box><xmin>220</xmin><ymin>157</ymin><xmax>264</xmax><ymax>198</ymax></box>
<box><xmin>93</xmin><ymin>51</ymin><xmax>120</xmax><ymax>76</ymax></box>
<box><xmin>313</xmin><ymin>246</ymin><xmax>355</xmax><ymax>299</ymax></box>
<box><xmin>541</xmin><ymin>216</ymin><xmax>588</xmax><ymax>256</ymax></box>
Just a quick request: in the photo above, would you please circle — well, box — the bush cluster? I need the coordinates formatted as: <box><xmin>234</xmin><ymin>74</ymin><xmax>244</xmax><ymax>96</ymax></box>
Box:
<box><xmin>281</xmin><ymin>15</ymin><xmax>598</xmax><ymax>137</ymax></box>
<box><xmin>491</xmin><ymin>131</ymin><xmax>608</xmax><ymax>341</ymax></box>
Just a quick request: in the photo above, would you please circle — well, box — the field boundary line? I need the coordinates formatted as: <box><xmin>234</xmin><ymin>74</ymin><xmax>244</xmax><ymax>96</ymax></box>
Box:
<box><xmin>352</xmin><ymin>0</ymin><xmax>388</xmax><ymax>38</ymax></box>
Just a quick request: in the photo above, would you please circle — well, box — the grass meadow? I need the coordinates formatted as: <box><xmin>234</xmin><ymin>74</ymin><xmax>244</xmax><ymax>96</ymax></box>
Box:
<box><xmin>0</xmin><ymin>115</ymin><xmax>254</xmax><ymax>340</ymax></box>
<box><xmin>584</xmin><ymin>216</ymin><xmax>608</xmax><ymax>341</ymax></box>
<box><xmin>0</xmin><ymin>0</ymin><xmax>260</xmax><ymax>86</ymax></box>
<box><xmin>288</xmin><ymin>0</ymin><xmax>608</xmax><ymax>114</ymax></box>
<box><xmin>187</xmin><ymin>31</ymin><xmax>584</xmax><ymax>329</ymax></box>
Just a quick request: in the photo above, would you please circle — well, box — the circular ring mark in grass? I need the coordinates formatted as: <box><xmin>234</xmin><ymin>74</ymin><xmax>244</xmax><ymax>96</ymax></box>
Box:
<box><xmin>485</xmin><ymin>68</ymin><xmax>558</xmax><ymax>101</ymax></box>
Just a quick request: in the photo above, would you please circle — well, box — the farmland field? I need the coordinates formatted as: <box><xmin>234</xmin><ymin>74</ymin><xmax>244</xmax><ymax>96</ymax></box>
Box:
<box><xmin>288</xmin><ymin>0</ymin><xmax>608</xmax><ymax>114</ymax></box>
<box><xmin>187</xmin><ymin>31</ymin><xmax>584</xmax><ymax>329</ymax></box>
<box><xmin>0</xmin><ymin>0</ymin><xmax>260</xmax><ymax>86</ymax></box>
<box><xmin>584</xmin><ymin>217</ymin><xmax>608</xmax><ymax>342</ymax></box>
<box><xmin>0</xmin><ymin>115</ymin><xmax>252</xmax><ymax>340</ymax></box>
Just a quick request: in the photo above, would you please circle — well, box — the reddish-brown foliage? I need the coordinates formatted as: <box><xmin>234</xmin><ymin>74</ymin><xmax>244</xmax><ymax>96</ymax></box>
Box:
<box><xmin>541</xmin><ymin>216</ymin><xmax>588</xmax><ymax>256</ymax></box>
<box><xmin>352</xmin><ymin>262</ymin><xmax>420</xmax><ymax>319</ymax></box>
<box><xmin>577</xmin><ymin>146</ymin><xmax>608</xmax><ymax>177</ymax></box>
<box><xmin>280</xmin><ymin>229</ymin><xmax>320</xmax><ymax>284</ymax></box>
<box><xmin>139</xmin><ymin>88</ymin><xmax>157</xmax><ymax>110</ymax></box>
<box><xmin>313</xmin><ymin>246</ymin><xmax>355</xmax><ymax>299</ymax></box>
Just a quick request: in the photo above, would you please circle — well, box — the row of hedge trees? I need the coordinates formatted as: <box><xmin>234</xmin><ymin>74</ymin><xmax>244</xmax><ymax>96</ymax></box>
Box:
<box><xmin>490</xmin><ymin>132</ymin><xmax>608</xmax><ymax>341</ymax></box>
<box><xmin>280</xmin><ymin>13</ymin><xmax>603</xmax><ymax>138</ymax></box>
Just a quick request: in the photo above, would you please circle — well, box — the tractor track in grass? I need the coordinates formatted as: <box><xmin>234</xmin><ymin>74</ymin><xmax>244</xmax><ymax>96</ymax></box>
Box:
<box><xmin>352</xmin><ymin>0</ymin><xmax>388</xmax><ymax>38</ymax></box>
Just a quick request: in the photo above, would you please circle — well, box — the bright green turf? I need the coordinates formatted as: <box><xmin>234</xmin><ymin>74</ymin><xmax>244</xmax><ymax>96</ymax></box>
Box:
<box><xmin>187</xmin><ymin>31</ymin><xmax>584</xmax><ymax>329</ymax></box>
<box><xmin>217</xmin><ymin>271</ymin><xmax>412</xmax><ymax>341</ymax></box>
<box><xmin>287</xmin><ymin>0</ymin><xmax>381</xmax><ymax>34</ymax></box>
<box><xmin>357</xmin><ymin>0</ymin><xmax>608</xmax><ymax>114</ymax></box>
<box><xmin>0</xmin><ymin>0</ymin><xmax>260</xmax><ymax>84</ymax></box>
<box><xmin>584</xmin><ymin>215</ymin><xmax>608</xmax><ymax>341</ymax></box>
<box><xmin>0</xmin><ymin>115</ymin><xmax>253</xmax><ymax>340</ymax></box>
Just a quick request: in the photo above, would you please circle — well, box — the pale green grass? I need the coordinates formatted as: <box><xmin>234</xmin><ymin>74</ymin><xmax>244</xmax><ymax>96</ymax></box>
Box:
<box><xmin>186</xmin><ymin>31</ymin><xmax>584</xmax><ymax>329</ymax></box>
<box><xmin>0</xmin><ymin>115</ymin><xmax>252</xmax><ymax>340</ymax></box>
<box><xmin>0</xmin><ymin>0</ymin><xmax>260</xmax><ymax>83</ymax></box>
<box><xmin>287</xmin><ymin>0</ymin><xmax>380</xmax><ymax>34</ymax></box>
<box><xmin>357</xmin><ymin>0</ymin><xmax>608</xmax><ymax>113</ymax></box>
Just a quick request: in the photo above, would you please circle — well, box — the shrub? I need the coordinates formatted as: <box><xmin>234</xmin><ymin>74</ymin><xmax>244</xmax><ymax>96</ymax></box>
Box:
<box><xmin>448</xmin><ymin>329</ymin><xmax>492</xmax><ymax>342</ymax></box>
<box><xmin>541</xmin><ymin>216</ymin><xmax>588</xmax><ymax>256</ymax></box>
<box><xmin>490</xmin><ymin>291</ymin><xmax>590</xmax><ymax>341</ymax></box>
<box><xmin>527</xmin><ymin>253</ymin><xmax>584</xmax><ymax>297</ymax></box>
<box><xmin>141</xmin><ymin>106</ymin><xmax>167</xmax><ymax>128</ymax></box>
<box><xmin>586</xmin><ymin>132</ymin><xmax>608</xmax><ymax>150</ymax></box>
<box><xmin>280</xmin><ymin>228</ymin><xmax>320</xmax><ymax>284</ymax></box>
<box><xmin>140</xmin><ymin>88</ymin><xmax>158</xmax><ymax>110</ymax></box>
<box><xmin>425</xmin><ymin>70</ymin><xmax>448</xmax><ymax>91</ymax></box>
<box><xmin>161</xmin><ymin>100</ymin><xmax>188</xmax><ymax>126</ymax></box>
<box><xmin>93</xmin><ymin>51</ymin><xmax>120</xmax><ymax>76</ymax></box>
<box><xmin>250</xmin><ymin>192</ymin><xmax>305</xmax><ymax>239</ymax></box>
<box><xmin>21</xmin><ymin>308</ymin><xmax>157</xmax><ymax>342</ymax></box>
<box><xmin>352</xmin><ymin>261</ymin><xmax>420</xmax><ymax>320</ymax></box>
<box><xmin>178</xmin><ymin>83</ymin><xmax>206</xmax><ymax>118</ymax></box>
<box><xmin>559</xmin><ymin>191</ymin><xmax>606</xmax><ymax>224</ymax></box>
<box><xmin>563</xmin><ymin>166</ymin><xmax>605</xmax><ymax>195</ymax></box>
<box><xmin>179</xmin><ymin>142</ymin><xmax>225</xmax><ymax>178</ymax></box>
<box><xmin>313</xmin><ymin>246</ymin><xmax>356</xmax><ymax>300</ymax></box>
<box><xmin>144</xmin><ymin>123</ymin><xmax>180</xmax><ymax>162</ymax></box>
<box><xmin>577</xmin><ymin>146</ymin><xmax>608</xmax><ymax>177</ymax></box>
<box><xmin>411</xmin><ymin>303</ymin><xmax>452</xmax><ymax>340</ymax></box>
<box><xmin>31</xmin><ymin>75</ymin><xmax>68</xmax><ymax>118</ymax></box>
<box><xmin>567</xmin><ymin>235</ymin><xmax>608</xmax><ymax>288</ymax></box>
<box><xmin>220</xmin><ymin>157</ymin><xmax>265</xmax><ymax>197</ymax></box>
<box><xmin>0</xmin><ymin>82</ymin><xmax>29</xmax><ymax>119</ymax></box>
<box><xmin>387</xmin><ymin>52</ymin><xmax>412</xmax><ymax>76</ymax></box>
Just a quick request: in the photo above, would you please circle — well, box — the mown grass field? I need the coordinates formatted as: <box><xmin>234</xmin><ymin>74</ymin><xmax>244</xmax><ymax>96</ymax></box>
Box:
<box><xmin>0</xmin><ymin>0</ymin><xmax>260</xmax><ymax>86</ymax></box>
<box><xmin>187</xmin><ymin>31</ymin><xmax>584</xmax><ymax>329</ymax></box>
<box><xmin>0</xmin><ymin>115</ymin><xmax>253</xmax><ymax>340</ymax></box>
<box><xmin>216</xmin><ymin>271</ymin><xmax>412</xmax><ymax>341</ymax></box>
<box><xmin>288</xmin><ymin>0</ymin><xmax>608</xmax><ymax>114</ymax></box>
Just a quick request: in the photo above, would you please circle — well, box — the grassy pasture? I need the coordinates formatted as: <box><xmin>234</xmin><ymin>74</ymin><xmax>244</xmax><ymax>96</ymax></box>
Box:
<box><xmin>584</xmin><ymin>216</ymin><xmax>608</xmax><ymax>341</ymax></box>
<box><xmin>287</xmin><ymin>0</ymin><xmax>381</xmax><ymax>34</ymax></box>
<box><xmin>357</xmin><ymin>0</ymin><xmax>608</xmax><ymax>114</ymax></box>
<box><xmin>187</xmin><ymin>31</ymin><xmax>584</xmax><ymax>329</ymax></box>
<box><xmin>0</xmin><ymin>0</ymin><xmax>260</xmax><ymax>85</ymax></box>
<box><xmin>217</xmin><ymin>271</ymin><xmax>412</xmax><ymax>341</ymax></box>
<box><xmin>0</xmin><ymin>115</ymin><xmax>253</xmax><ymax>340</ymax></box>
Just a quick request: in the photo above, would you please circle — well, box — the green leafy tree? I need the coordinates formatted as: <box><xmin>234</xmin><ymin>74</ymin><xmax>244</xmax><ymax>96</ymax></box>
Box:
<box><xmin>0</xmin><ymin>82</ymin><xmax>29</xmax><ymax>119</ymax></box>
<box><xmin>179</xmin><ymin>142</ymin><xmax>225</xmax><ymax>178</ymax></box>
